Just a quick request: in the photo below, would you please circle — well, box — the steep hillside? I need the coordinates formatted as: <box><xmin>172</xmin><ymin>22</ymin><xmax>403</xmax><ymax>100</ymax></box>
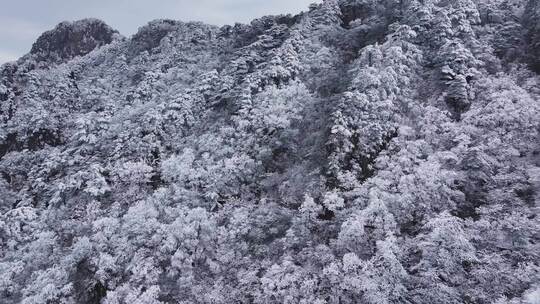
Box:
<box><xmin>1</xmin><ymin>1</ymin><xmax>539</xmax><ymax>303</ymax></box>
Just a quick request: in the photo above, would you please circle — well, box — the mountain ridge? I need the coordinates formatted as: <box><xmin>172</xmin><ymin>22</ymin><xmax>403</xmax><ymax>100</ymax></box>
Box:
<box><xmin>0</xmin><ymin>0</ymin><xmax>539</xmax><ymax>303</ymax></box>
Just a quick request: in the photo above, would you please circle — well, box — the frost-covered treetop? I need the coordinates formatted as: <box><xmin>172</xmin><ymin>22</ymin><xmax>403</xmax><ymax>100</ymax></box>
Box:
<box><xmin>0</xmin><ymin>0</ymin><xmax>539</xmax><ymax>303</ymax></box>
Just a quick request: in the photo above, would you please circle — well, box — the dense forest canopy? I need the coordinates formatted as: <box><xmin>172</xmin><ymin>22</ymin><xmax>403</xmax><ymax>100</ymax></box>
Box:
<box><xmin>0</xmin><ymin>0</ymin><xmax>539</xmax><ymax>303</ymax></box>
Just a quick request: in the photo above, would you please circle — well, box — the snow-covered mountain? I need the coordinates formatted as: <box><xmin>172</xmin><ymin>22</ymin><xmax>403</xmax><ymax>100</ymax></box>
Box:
<box><xmin>1</xmin><ymin>0</ymin><xmax>539</xmax><ymax>303</ymax></box>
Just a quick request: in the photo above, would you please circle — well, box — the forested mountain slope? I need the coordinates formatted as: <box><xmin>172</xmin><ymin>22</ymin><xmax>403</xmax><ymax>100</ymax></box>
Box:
<box><xmin>0</xmin><ymin>1</ymin><xmax>539</xmax><ymax>303</ymax></box>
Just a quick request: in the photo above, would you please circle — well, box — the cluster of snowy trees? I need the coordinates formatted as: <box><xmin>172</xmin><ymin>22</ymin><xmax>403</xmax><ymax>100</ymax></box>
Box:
<box><xmin>0</xmin><ymin>0</ymin><xmax>539</xmax><ymax>303</ymax></box>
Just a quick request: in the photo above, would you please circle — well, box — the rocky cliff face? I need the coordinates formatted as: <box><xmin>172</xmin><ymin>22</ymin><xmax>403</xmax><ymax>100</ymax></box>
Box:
<box><xmin>30</xmin><ymin>18</ymin><xmax>120</xmax><ymax>64</ymax></box>
<box><xmin>0</xmin><ymin>1</ymin><xmax>539</xmax><ymax>304</ymax></box>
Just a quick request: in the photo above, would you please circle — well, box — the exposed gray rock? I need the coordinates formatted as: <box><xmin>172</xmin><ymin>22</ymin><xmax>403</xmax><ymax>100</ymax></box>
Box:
<box><xmin>30</xmin><ymin>18</ymin><xmax>120</xmax><ymax>63</ymax></box>
<box><xmin>128</xmin><ymin>19</ymin><xmax>183</xmax><ymax>56</ymax></box>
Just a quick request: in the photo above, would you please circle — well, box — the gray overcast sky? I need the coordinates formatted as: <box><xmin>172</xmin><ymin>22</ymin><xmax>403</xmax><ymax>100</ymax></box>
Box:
<box><xmin>0</xmin><ymin>0</ymin><xmax>320</xmax><ymax>64</ymax></box>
